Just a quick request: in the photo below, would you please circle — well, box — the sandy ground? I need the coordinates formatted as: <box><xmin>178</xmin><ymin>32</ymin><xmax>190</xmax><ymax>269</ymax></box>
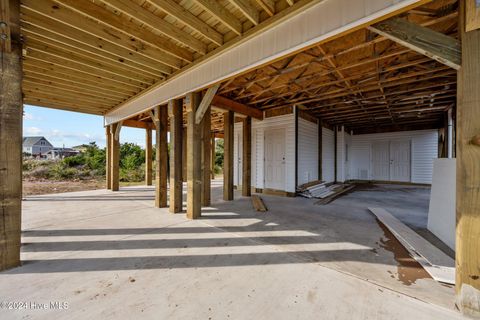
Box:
<box><xmin>23</xmin><ymin>179</ymin><xmax>106</xmax><ymax>196</ymax></box>
<box><xmin>22</xmin><ymin>179</ymin><xmax>149</xmax><ymax>196</ymax></box>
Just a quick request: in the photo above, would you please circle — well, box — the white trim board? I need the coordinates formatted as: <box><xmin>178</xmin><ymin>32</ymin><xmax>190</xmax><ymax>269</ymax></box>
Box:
<box><xmin>369</xmin><ymin>207</ymin><xmax>455</xmax><ymax>285</ymax></box>
<box><xmin>104</xmin><ymin>0</ymin><xmax>425</xmax><ymax>125</ymax></box>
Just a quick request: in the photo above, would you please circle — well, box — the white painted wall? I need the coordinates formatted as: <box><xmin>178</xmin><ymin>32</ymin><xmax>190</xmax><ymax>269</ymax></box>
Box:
<box><xmin>234</xmin><ymin>113</ymin><xmax>296</xmax><ymax>192</ymax></box>
<box><xmin>428</xmin><ymin>159</ymin><xmax>456</xmax><ymax>250</ymax></box>
<box><xmin>322</xmin><ymin>127</ymin><xmax>335</xmax><ymax>183</ymax></box>
<box><xmin>350</xmin><ymin>129</ymin><xmax>438</xmax><ymax>184</ymax></box>
<box><xmin>297</xmin><ymin>118</ymin><xmax>319</xmax><ymax>185</ymax></box>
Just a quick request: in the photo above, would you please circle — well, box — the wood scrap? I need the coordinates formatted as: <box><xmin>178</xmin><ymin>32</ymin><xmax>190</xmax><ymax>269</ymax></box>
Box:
<box><xmin>252</xmin><ymin>195</ymin><xmax>267</xmax><ymax>212</ymax></box>
<box><xmin>369</xmin><ymin>207</ymin><xmax>455</xmax><ymax>284</ymax></box>
<box><xmin>314</xmin><ymin>184</ymin><xmax>356</xmax><ymax>205</ymax></box>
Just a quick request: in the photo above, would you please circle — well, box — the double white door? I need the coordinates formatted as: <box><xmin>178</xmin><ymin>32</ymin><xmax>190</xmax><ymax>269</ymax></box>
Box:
<box><xmin>372</xmin><ymin>140</ymin><xmax>411</xmax><ymax>182</ymax></box>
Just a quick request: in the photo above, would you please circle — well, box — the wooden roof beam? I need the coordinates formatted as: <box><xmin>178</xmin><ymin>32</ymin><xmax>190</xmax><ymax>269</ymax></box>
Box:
<box><xmin>212</xmin><ymin>95</ymin><xmax>263</xmax><ymax>120</ymax></box>
<box><xmin>148</xmin><ymin>0</ymin><xmax>223</xmax><ymax>46</ymax></box>
<box><xmin>368</xmin><ymin>18</ymin><xmax>461</xmax><ymax>70</ymax></box>
<box><xmin>21</xmin><ymin>0</ymin><xmax>183</xmax><ymax>70</ymax></box>
<box><xmin>254</xmin><ymin>0</ymin><xmax>275</xmax><ymax>16</ymax></box>
<box><xmin>123</xmin><ymin>119</ymin><xmax>155</xmax><ymax>130</ymax></box>
<box><xmin>102</xmin><ymin>0</ymin><xmax>207</xmax><ymax>54</ymax></box>
<box><xmin>54</xmin><ymin>0</ymin><xmax>191</xmax><ymax>64</ymax></box>
<box><xmin>193</xmin><ymin>0</ymin><xmax>242</xmax><ymax>35</ymax></box>
<box><xmin>229</xmin><ymin>0</ymin><xmax>259</xmax><ymax>25</ymax></box>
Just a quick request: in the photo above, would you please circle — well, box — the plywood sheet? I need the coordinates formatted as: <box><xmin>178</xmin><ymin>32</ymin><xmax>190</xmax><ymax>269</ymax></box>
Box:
<box><xmin>369</xmin><ymin>207</ymin><xmax>455</xmax><ymax>284</ymax></box>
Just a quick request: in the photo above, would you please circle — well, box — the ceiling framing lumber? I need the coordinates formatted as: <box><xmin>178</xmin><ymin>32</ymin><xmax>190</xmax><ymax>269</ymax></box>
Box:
<box><xmin>368</xmin><ymin>17</ymin><xmax>461</xmax><ymax>70</ymax></box>
<box><xmin>229</xmin><ymin>0</ymin><xmax>260</xmax><ymax>25</ymax></box>
<box><xmin>20</xmin><ymin>0</ymin><xmax>458</xmax><ymax>134</ymax></box>
<box><xmin>148</xmin><ymin>0</ymin><xmax>224</xmax><ymax>46</ymax></box>
<box><xmin>255</xmin><ymin>0</ymin><xmax>275</xmax><ymax>16</ymax></box>
<box><xmin>193</xmin><ymin>0</ymin><xmax>243</xmax><ymax>35</ymax></box>
<box><xmin>102</xmin><ymin>0</ymin><xmax>207</xmax><ymax>54</ymax></box>
<box><xmin>52</xmin><ymin>0</ymin><xmax>190</xmax><ymax>64</ymax></box>
<box><xmin>21</xmin><ymin>2</ymin><xmax>179</xmax><ymax>72</ymax></box>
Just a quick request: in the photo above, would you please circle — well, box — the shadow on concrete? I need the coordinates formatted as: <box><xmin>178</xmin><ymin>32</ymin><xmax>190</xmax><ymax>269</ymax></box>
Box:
<box><xmin>7</xmin><ymin>184</ymin><xmax>445</xmax><ymax>280</ymax></box>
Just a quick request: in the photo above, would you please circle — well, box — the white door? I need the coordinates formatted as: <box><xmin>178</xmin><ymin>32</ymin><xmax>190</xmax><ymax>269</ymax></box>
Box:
<box><xmin>371</xmin><ymin>141</ymin><xmax>390</xmax><ymax>181</ymax></box>
<box><xmin>390</xmin><ymin>140</ymin><xmax>411</xmax><ymax>182</ymax></box>
<box><xmin>264</xmin><ymin>129</ymin><xmax>285</xmax><ymax>190</ymax></box>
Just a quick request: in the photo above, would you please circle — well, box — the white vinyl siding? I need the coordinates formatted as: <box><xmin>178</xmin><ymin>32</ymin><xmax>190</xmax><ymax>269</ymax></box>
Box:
<box><xmin>233</xmin><ymin>123</ymin><xmax>243</xmax><ymax>187</ymax></box>
<box><xmin>350</xmin><ymin>129</ymin><xmax>438</xmax><ymax>184</ymax></box>
<box><xmin>322</xmin><ymin>127</ymin><xmax>335</xmax><ymax>183</ymax></box>
<box><xmin>297</xmin><ymin>118</ymin><xmax>319</xmax><ymax>185</ymax></box>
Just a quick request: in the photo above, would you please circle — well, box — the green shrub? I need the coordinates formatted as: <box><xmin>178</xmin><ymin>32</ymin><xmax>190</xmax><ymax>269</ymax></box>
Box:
<box><xmin>63</xmin><ymin>154</ymin><xmax>86</xmax><ymax>167</ymax></box>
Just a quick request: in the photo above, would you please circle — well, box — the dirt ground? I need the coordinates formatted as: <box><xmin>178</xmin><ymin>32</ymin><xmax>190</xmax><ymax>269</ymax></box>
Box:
<box><xmin>22</xmin><ymin>179</ymin><xmax>106</xmax><ymax>196</ymax></box>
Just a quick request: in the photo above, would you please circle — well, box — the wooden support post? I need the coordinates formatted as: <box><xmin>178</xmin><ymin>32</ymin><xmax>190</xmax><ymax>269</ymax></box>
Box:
<box><xmin>201</xmin><ymin>105</ymin><xmax>211</xmax><ymax>206</ymax></box>
<box><xmin>186</xmin><ymin>92</ymin><xmax>202</xmax><ymax>219</ymax></box>
<box><xmin>456</xmin><ymin>2</ymin><xmax>480</xmax><ymax>316</ymax></box>
<box><xmin>106</xmin><ymin>126</ymin><xmax>112</xmax><ymax>190</ymax></box>
<box><xmin>242</xmin><ymin>117</ymin><xmax>252</xmax><ymax>197</ymax></box>
<box><xmin>110</xmin><ymin>122</ymin><xmax>121</xmax><ymax>191</ymax></box>
<box><xmin>211</xmin><ymin>134</ymin><xmax>216</xmax><ymax>179</ymax></box>
<box><xmin>168</xmin><ymin>99</ymin><xmax>183</xmax><ymax>213</ymax></box>
<box><xmin>0</xmin><ymin>0</ymin><xmax>22</xmax><ymax>271</ymax></box>
<box><xmin>145</xmin><ymin>128</ymin><xmax>153</xmax><ymax>186</ymax></box>
<box><xmin>223</xmin><ymin>111</ymin><xmax>234</xmax><ymax>201</ymax></box>
<box><xmin>182</xmin><ymin>127</ymin><xmax>187</xmax><ymax>182</ymax></box>
<box><xmin>154</xmin><ymin>105</ymin><xmax>168</xmax><ymax>208</ymax></box>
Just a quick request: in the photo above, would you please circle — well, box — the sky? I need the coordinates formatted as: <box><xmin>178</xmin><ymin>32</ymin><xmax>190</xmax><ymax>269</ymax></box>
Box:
<box><xmin>23</xmin><ymin>105</ymin><xmax>147</xmax><ymax>148</ymax></box>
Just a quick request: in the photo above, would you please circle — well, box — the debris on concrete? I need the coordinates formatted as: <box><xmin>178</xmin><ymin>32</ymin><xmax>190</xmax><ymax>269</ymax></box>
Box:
<box><xmin>297</xmin><ymin>181</ymin><xmax>355</xmax><ymax>205</ymax></box>
<box><xmin>369</xmin><ymin>207</ymin><xmax>455</xmax><ymax>285</ymax></box>
<box><xmin>251</xmin><ymin>195</ymin><xmax>268</xmax><ymax>212</ymax></box>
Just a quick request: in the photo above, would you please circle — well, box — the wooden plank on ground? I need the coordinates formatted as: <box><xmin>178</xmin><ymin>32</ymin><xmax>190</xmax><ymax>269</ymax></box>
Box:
<box><xmin>252</xmin><ymin>195</ymin><xmax>267</xmax><ymax>212</ymax></box>
<box><xmin>369</xmin><ymin>207</ymin><xmax>455</xmax><ymax>284</ymax></box>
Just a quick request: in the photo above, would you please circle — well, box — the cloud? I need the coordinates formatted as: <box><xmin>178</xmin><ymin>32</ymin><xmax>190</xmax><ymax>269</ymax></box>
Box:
<box><xmin>23</xmin><ymin>112</ymin><xmax>42</xmax><ymax>121</ymax></box>
<box><xmin>23</xmin><ymin>127</ymin><xmax>105</xmax><ymax>147</ymax></box>
<box><xmin>25</xmin><ymin>126</ymin><xmax>42</xmax><ymax>135</ymax></box>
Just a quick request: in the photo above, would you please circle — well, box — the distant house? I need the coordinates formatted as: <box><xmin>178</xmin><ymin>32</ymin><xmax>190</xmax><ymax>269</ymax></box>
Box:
<box><xmin>23</xmin><ymin>136</ymin><xmax>53</xmax><ymax>156</ymax></box>
<box><xmin>46</xmin><ymin>148</ymin><xmax>80</xmax><ymax>160</ymax></box>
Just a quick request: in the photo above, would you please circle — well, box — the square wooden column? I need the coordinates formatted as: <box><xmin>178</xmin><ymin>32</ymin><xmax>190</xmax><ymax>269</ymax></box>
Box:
<box><xmin>242</xmin><ymin>117</ymin><xmax>251</xmax><ymax>197</ymax></box>
<box><xmin>0</xmin><ymin>0</ymin><xmax>22</xmax><ymax>271</ymax></box>
<box><xmin>106</xmin><ymin>126</ymin><xmax>112</xmax><ymax>190</ymax></box>
<box><xmin>182</xmin><ymin>127</ymin><xmax>187</xmax><ymax>182</ymax></box>
<box><xmin>110</xmin><ymin>122</ymin><xmax>121</xmax><ymax>192</ymax></box>
<box><xmin>168</xmin><ymin>99</ymin><xmax>183</xmax><ymax>213</ymax></box>
<box><xmin>456</xmin><ymin>2</ymin><xmax>480</xmax><ymax>316</ymax></box>
<box><xmin>145</xmin><ymin>127</ymin><xmax>152</xmax><ymax>186</ymax></box>
<box><xmin>186</xmin><ymin>92</ymin><xmax>202</xmax><ymax>219</ymax></box>
<box><xmin>211</xmin><ymin>134</ymin><xmax>216</xmax><ymax>179</ymax></box>
<box><xmin>201</xmin><ymin>105</ymin><xmax>211</xmax><ymax>206</ymax></box>
<box><xmin>223</xmin><ymin>111</ymin><xmax>234</xmax><ymax>201</ymax></box>
<box><xmin>154</xmin><ymin>105</ymin><xmax>168</xmax><ymax>208</ymax></box>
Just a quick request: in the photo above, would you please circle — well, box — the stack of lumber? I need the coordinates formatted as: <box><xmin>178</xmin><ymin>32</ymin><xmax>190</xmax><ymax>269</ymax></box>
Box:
<box><xmin>296</xmin><ymin>180</ymin><xmax>328</xmax><ymax>198</ymax></box>
<box><xmin>314</xmin><ymin>184</ymin><xmax>356</xmax><ymax>205</ymax></box>
<box><xmin>297</xmin><ymin>181</ymin><xmax>356</xmax><ymax>204</ymax></box>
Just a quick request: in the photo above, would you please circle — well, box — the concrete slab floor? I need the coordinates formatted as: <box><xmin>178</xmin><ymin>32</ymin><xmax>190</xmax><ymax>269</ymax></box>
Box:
<box><xmin>0</xmin><ymin>181</ymin><xmax>464</xmax><ymax>319</ymax></box>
